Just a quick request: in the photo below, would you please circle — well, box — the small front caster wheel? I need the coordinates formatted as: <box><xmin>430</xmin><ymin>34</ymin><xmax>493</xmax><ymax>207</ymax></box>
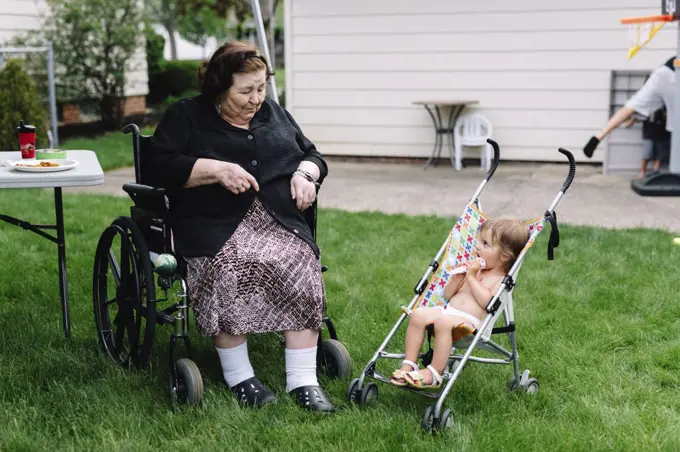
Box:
<box><xmin>318</xmin><ymin>339</ymin><xmax>353</xmax><ymax>379</ymax></box>
<box><xmin>357</xmin><ymin>382</ymin><xmax>378</xmax><ymax>405</ymax></box>
<box><xmin>522</xmin><ymin>377</ymin><xmax>539</xmax><ymax>394</ymax></box>
<box><xmin>435</xmin><ymin>408</ymin><xmax>454</xmax><ymax>432</ymax></box>
<box><xmin>346</xmin><ymin>378</ymin><xmax>360</xmax><ymax>402</ymax></box>
<box><xmin>421</xmin><ymin>405</ymin><xmax>435</xmax><ymax>433</ymax></box>
<box><xmin>171</xmin><ymin>358</ymin><xmax>204</xmax><ymax>405</ymax></box>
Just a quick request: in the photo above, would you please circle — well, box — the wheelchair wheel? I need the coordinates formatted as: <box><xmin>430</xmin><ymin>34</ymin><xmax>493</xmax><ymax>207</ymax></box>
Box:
<box><xmin>171</xmin><ymin>358</ymin><xmax>203</xmax><ymax>406</ymax></box>
<box><xmin>93</xmin><ymin>216</ymin><xmax>156</xmax><ymax>369</ymax></box>
<box><xmin>318</xmin><ymin>339</ymin><xmax>353</xmax><ymax>379</ymax></box>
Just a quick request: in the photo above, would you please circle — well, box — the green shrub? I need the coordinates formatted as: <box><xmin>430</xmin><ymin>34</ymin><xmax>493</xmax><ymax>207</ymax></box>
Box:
<box><xmin>160</xmin><ymin>88</ymin><xmax>200</xmax><ymax>110</ymax></box>
<box><xmin>0</xmin><ymin>59</ymin><xmax>49</xmax><ymax>152</ymax></box>
<box><xmin>145</xmin><ymin>26</ymin><xmax>165</xmax><ymax>78</ymax></box>
<box><xmin>148</xmin><ymin>59</ymin><xmax>201</xmax><ymax>105</ymax></box>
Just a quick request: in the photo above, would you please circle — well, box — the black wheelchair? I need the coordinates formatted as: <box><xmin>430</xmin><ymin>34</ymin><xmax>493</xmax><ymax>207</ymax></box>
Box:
<box><xmin>92</xmin><ymin>124</ymin><xmax>352</xmax><ymax>405</ymax></box>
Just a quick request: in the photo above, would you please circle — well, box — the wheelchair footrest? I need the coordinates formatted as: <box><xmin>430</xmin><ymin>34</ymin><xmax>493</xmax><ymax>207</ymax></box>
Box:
<box><xmin>156</xmin><ymin>310</ymin><xmax>176</xmax><ymax>325</ymax></box>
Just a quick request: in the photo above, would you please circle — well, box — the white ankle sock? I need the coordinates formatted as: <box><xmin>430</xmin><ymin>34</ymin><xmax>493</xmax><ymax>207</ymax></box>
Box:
<box><xmin>285</xmin><ymin>346</ymin><xmax>319</xmax><ymax>392</ymax></box>
<box><xmin>216</xmin><ymin>341</ymin><xmax>255</xmax><ymax>388</ymax></box>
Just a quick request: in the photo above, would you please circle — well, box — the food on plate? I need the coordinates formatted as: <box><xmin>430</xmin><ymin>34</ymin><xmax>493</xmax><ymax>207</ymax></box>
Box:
<box><xmin>16</xmin><ymin>161</ymin><xmax>60</xmax><ymax>168</ymax></box>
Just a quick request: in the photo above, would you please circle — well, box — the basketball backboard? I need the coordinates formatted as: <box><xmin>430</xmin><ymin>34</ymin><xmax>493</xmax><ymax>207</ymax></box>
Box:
<box><xmin>662</xmin><ymin>0</ymin><xmax>678</xmax><ymax>17</ymax></box>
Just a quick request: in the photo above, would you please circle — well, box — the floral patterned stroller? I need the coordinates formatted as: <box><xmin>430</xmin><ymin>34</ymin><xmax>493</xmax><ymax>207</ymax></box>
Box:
<box><xmin>346</xmin><ymin>139</ymin><xmax>576</xmax><ymax>433</ymax></box>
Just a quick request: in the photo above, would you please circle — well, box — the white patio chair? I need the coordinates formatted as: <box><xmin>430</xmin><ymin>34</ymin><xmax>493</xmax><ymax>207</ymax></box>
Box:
<box><xmin>453</xmin><ymin>114</ymin><xmax>493</xmax><ymax>171</ymax></box>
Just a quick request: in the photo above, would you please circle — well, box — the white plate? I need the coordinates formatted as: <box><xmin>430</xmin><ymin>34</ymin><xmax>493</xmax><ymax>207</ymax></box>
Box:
<box><xmin>6</xmin><ymin>159</ymin><xmax>79</xmax><ymax>173</ymax></box>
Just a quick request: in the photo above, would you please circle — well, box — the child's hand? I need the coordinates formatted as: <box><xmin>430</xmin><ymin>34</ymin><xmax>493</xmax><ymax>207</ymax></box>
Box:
<box><xmin>465</xmin><ymin>259</ymin><xmax>482</xmax><ymax>278</ymax></box>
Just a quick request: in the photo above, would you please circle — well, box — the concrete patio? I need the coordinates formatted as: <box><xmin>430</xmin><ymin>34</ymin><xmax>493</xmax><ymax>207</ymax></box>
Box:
<box><xmin>66</xmin><ymin>160</ymin><xmax>680</xmax><ymax>233</ymax></box>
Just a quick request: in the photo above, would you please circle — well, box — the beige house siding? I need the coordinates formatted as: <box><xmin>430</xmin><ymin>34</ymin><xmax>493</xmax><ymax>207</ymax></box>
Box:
<box><xmin>0</xmin><ymin>0</ymin><xmax>148</xmax><ymax>97</ymax></box>
<box><xmin>285</xmin><ymin>0</ymin><xmax>676</xmax><ymax>164</ymax></box>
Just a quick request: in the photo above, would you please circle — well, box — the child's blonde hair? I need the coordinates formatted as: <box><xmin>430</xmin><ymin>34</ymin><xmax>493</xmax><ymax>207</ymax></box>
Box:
<box><xmin>478</xmin><ymin>217</ymin><xmax>530</xmax><ymax>272</ymax></box>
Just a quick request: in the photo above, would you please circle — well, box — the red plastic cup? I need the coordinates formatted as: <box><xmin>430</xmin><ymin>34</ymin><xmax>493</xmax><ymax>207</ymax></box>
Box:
<box><xmin>18</xmin><ymin>120</ymin><xmax>36</xmax><ymax>159</ymax></box>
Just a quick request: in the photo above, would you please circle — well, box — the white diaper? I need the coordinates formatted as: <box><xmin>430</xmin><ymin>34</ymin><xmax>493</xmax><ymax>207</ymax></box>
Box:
<box><xmin>438</xmin><ymin>306</ymin><xmax>482</xmax><ymax>329</ymax></box>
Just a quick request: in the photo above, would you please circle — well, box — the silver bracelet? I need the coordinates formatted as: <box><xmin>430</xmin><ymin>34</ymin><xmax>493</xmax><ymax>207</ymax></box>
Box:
<box><xmin>293</xmin><ymin>168</ymin><xmax>317</xmax><ymax>183</ymax></box>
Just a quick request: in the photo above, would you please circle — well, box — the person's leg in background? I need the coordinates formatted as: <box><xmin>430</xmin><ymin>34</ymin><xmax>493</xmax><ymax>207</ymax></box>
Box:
<box><xmin>653</xmin><ymin>138</ymin><xmax>671</xmax><ymax>173</ymax></box>
<box><xmin>641</xmin><ymin>138</ymin><xmax>654</xmax><ymax>178</ymax></box>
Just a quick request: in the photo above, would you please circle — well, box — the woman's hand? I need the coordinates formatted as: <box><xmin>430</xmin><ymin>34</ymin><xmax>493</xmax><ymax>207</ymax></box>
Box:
<box><xmin>215</xmin><ymin>162</ymin><xmax>259</xmax><ymax>194</ymax></box>
<box><xmin>290</xmin><ymin>174</ymin><xmax>316</xmax><ymax>211</ymax></box>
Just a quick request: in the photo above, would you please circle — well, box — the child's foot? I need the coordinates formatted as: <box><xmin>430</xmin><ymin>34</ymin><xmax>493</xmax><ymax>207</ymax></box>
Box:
<box><xmin>415</xmin><ymin>368</ymin><xmax>435</xmax><ymax>385</ymax></box>
<box><xmin>390</xmin><ymin>359</ymin><xmax>418</xmax><ymax>386</ymax></box>
<box><xmin>404</xmin><ymin>365</ymin><xmax>443</xmax><ymax>389</ymax></box>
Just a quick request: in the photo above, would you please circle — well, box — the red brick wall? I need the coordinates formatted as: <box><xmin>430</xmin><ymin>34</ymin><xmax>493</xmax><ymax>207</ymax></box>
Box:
<box><xmin>61</xmin><ymin>104</ymin><xmax>80</xmax><ymax>124</ymax></box>
<box><xmin>123</xmin><ymin>95</ymin><xmax>146</xmax><ymax>116</ymax></box>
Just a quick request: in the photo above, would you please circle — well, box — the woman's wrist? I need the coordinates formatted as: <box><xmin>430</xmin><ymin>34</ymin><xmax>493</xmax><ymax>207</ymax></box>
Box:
<box><xmin>186</xmin><ymin>158</ymin><xmax>223</xmax><ymax>187</ymax></box>
<box><xmin>293</xmin><ymin>168</ymin><xmax>317</xmax><ymax>183</ymax></box>
<box><xmin>296</xmin><ymin>161</ymin><xmax>320</xmax><ymax>181</ymax></box>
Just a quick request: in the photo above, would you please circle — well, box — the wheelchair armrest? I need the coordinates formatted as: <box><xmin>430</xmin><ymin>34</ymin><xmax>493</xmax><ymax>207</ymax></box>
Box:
<box><xmin>123</xmin><ymin>183</ymin><xmax>169</xmax><ymax>215</ymax></box>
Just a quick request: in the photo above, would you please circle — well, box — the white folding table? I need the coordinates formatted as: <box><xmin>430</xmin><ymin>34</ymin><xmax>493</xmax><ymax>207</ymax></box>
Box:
<box><xmin>0</xmin><ymin>150</ymin><xmax>104</xmax><ymax>338</ymax></box>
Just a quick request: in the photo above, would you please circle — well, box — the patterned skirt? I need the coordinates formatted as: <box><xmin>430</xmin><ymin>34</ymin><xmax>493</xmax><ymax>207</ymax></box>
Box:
<box><xmin>184</xmin><ymin>198</ymin><xmax>326</xmax><ymax>337</ymax></box>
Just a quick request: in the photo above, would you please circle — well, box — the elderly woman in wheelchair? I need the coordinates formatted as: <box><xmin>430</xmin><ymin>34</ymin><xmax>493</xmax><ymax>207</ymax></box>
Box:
<box><xmin>92</xmin><ymin>40</ymin><xmax>350</xmax><ymax>412</ymax></box>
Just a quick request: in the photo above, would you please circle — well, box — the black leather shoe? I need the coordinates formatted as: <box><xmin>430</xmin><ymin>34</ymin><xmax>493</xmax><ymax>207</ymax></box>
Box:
<box><xmin>230</xmin><ymin>377</ymin><xmax>277</xmax><ymax>408</ymax></box>
<box><xmin>584</xmin><ymin>136</ymin><xmax>600</xmax><ymax>158</ymax></box>
<box><xmin>290</xmin><ymin>385</ymin><xmax>335</xmax><ymax>413</ymax></box>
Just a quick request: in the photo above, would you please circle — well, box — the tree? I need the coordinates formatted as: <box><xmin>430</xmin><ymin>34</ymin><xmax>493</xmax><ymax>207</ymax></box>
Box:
<box><xmin>43</xmin><ymin>0</ymin><xmax>145</xmax><ymax>128</ymax></box>
<box><xmin>149</xmin><ymin>0</ymin><xmax>279</xmax><ymax>61</ymax></box>
<box><xmin>230</xmin><ymin>0</ymin><xmax>279</xmax><ymax>66</ymax></box>
<box><xmin>0</xmin><ymin>59</ymin><xmax>49</xmax><ymax>152</ymax></box>
<box><xmin>147</xmin><ymin>0</ymin><xmax>180</xmax><ymax>60</ymax></box>
<box><xmin>176</xmin><ymin>1</ymin><xmax>229</xmax><ymax>57</ymax></box>
<box><xmin>148</xmin><ymin>0</ymin><xmax>238</xmax><ymax>61</ymax></box>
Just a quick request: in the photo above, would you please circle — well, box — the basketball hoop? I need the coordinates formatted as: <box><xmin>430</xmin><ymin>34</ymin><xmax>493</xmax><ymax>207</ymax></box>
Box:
<box><xmin>620</xmin><ymin>1</ymin><xmax>679</xmax><ymax>59</ymax></box>
<box><xmin>621</xmin><ymin>15</ymin><xmax>675</xmax><ymax>59</ymax></box>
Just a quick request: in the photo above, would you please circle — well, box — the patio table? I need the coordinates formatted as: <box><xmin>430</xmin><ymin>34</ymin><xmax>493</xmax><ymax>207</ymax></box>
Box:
<box><xmin>413</xmin><ymin>100</ymin><xmax>479</xmax><ymax>170</ymax></box>
<box><xmin>0</xmin><ymin>150</ymin><xmax>104</xmax><ymax>338</ymax></box>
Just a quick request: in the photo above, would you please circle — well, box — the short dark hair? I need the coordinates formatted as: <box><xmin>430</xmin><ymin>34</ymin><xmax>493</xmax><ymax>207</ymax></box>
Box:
<box><xmin>478</xmin><ymin>217</ymin><xmax>530</xmax><ymax>273</ymax></box>
<box><xmin>198</xmin><ymin>40</ymin><xmax>272</xmax><ymax>101</ymax></box>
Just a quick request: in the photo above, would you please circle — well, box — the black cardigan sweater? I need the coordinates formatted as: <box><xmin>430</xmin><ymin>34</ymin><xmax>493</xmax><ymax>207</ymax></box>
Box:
<box><xmin>142</xmin><ymin>95</ymin><xmax>328</xmax><ymax>258</ymax></box>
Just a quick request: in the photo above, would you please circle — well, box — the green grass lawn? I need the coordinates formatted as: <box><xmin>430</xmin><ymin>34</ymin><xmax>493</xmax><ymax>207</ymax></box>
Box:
<box><xmin>61</xmin><ymin>126</ymin><xmax>155</xmax><ymax>172</ymax></box>
<box><xmin>274</xmin><ymin>66</ymin><xmax>285</xmax><ymax>92</ymax></box>
<box><xmin>0</xmin><ymin>189</ymin><xmax>679</xmax><ymax>451</ymax></box>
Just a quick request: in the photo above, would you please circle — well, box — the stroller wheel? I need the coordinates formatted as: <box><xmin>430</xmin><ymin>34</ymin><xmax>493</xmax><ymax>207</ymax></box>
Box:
<box><xmin>318</xmin><ymin>339</ymin><xmax>353</xmax><ymax>379</ymax></box>
<box><xmin>357</xmin><ymin>382</ymin><xmax>378</xmax><ymax>405</ymax></box>
<box><xmin>421</xmin><ymin>405</ymin><xmax>435</xmax><ymax>433</ymax></box>
<box><xmin>435</xmin><ymin>408</ymin><xmax>454</xmax><ymax>432</ymax></box>
<box><xmin>522</xmin><ymin>378</ymin><xmax>539</xmax><ymax>394</ymax></box>
<box><xmin>346</xmin><ymin>378</ymin><xmax>360</xmax><ymax>402</ymax></box>
<box><xmin>171</xmin><ymin>358</ymin><xmax>204</xmax><ymax>406</ymax></box>
<box><xmin>507</xmin><ymin>375</ymin><xmax>520</xmax><ymax>391</ymax></box>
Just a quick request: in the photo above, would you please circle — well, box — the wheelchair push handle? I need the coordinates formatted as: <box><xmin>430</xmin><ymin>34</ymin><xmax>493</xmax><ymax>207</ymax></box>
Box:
<box><xmin>122</xmin><ymin>123</ymin><xmax>143</xmax><ymax>184</ymax></box>
<box><xmin>484</xmin><ymin>138</ymin><xmax>501</xmax><ymax>181</ymax></box>
<box><xmin>558</xmin><ymin>148</ymin><xmax>576</xmax><ymax>193</ymax></box>
<box><xmin>122</xmin><ymin>124</ymin><xmax>140</xmax><ymax>136</ymax></box>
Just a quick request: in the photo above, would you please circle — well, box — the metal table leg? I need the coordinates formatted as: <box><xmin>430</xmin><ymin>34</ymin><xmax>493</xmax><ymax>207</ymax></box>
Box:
<box><xmin>55</xmin><ymin>188</ymin><xmax>70</xmax><ymax>338</ymax></box>
<box><xmin>423</xmin><ymin>105</ymin><xmax>444</xmax><ymax>169</ymax></box>
<box><xmin>447</xmin><ymin>105</ymin><xmax>466</xmax><ymax>171</ymax></box>
<box><xmin>0</xmin><ymin>188</ymin><xmax>71</xmax><ymax>338</ymax></box>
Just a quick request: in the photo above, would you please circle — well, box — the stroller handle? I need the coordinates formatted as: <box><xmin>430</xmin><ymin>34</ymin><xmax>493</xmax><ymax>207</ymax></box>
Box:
<box><xmin>558</xmin><ymin>148</ymin><xmax>576</xmax><ymax>193</ymax></box>
<box><xmin>485</xmin><ymin>138</ymin><xmax>501</xmax><ymax>180</ymax></box>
